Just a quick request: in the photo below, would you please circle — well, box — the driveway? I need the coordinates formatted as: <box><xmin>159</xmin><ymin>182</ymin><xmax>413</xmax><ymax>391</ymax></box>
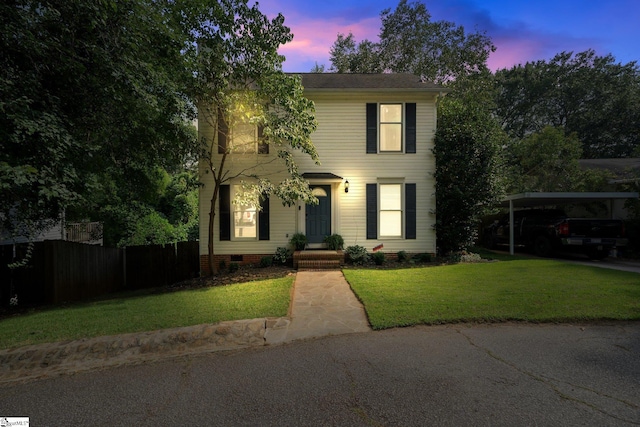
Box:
<box><xmin>2</xmin><ymin>323</ymin><xmax>639</xmax><ymax>426</ymax></box>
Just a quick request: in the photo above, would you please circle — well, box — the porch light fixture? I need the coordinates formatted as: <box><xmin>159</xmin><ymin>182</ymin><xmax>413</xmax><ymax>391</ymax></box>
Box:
<box><xmin>344</xmin><ymin>180</ymin><xmax>349</xmax><ymax>193</ymax></box>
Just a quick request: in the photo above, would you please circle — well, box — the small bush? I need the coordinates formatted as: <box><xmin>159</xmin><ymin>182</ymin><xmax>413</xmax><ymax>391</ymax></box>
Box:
<box><xmin>324</xmin><ymin>234</ymin><xmax>344</xmax><ymax>250</ymax></box>
<box><xmin>289</xmin><ymin>233</ymin><xmax>308</xmax><ymax>251</ymax></box>
<box><xmin>397</xmin><ymin>250</ymin><xmax>408</xmax><ymax>262</ymax></box>
<box><xmin>229</xmin><ymin>262</ymin><xmax>239</xmax><ymax>273</ymax></box>
<box><xmin>219</xmin><ymin>260</ymin><xmax>226</xmax><ymax>271</ymax></box>
<box><xmin>413</xmin><ymin>253</ymin><xmax>432</xmax><ymax>263</ymax></box>
<box><xmin>372</xmin><ymin>252</ymin><xmax>385</xmax><ymax>265</ymax></box>
<box><xmin>345</xmin><ymin>245</ymin><xmax>369</xmax><ymax>265</ymax></box>
<box><xmin>274</xmin><ymin>247</ymin><xmax>291</xmax><ymax>265</ymax></box>
<box><xmin>260</xmin><ymin>256</ymin><xmax>273</xmax><ymax>268</ymax></box>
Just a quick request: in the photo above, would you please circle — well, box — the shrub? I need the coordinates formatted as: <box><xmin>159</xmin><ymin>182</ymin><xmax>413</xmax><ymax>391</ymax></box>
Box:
<box><xmin>274</xmin><ymin>247</ymin><xmax>291</xmax><ymax>265</ymax></box>
<box><xmin>289</xmin><ymin>232</ymin><xmax>308</xmax><ymax>251</ymax></box>
<box><xmin>414</xmin><ymin>253</ymin><xmax>432</xmax><ymax>263</ymax></box>
<box><xmin>397</xmin><ymin>250</ymin><xmax>408</xmax><ymax>262</ymax></box>
<box><xmin>229</xmin><ymin>262</ymin><xmax>239</xmax><ymax>273</ymax></box>
<box><xmin>260</xmin><ymin>256</ymin><xmax>273</xmax><ymax>268</ymax></box>
<box><xmin>219</xmin><ymin>260</ymin><xmax>226</xmax><ymax>271</ymax></box>
<box><xmin>323</xmin><ymin>234</ymin><xmax>344</xmax><ymax>250</ymax></box>
<box><xmin>372</xmin><ymin>252</ymin><xmax>385</xmax><ymax>265</ymax></box>
<box><xmin>345</xmin><ymin>245</ymin><xmax>369</xmax><ymax>265</ymax></box>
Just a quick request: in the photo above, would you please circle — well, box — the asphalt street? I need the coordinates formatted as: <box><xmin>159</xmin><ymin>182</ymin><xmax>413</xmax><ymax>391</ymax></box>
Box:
<box><xmin>1</xmin><ymin>322</ymin><xmax>639</xmax><ymax>426</ymax></box>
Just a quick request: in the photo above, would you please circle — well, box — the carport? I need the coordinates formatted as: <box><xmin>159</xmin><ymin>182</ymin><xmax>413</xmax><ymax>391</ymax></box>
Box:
<box><xmin>499</xmin><ymin>192</ymin><xmax>639</xmax><ymax>255</ymax></box>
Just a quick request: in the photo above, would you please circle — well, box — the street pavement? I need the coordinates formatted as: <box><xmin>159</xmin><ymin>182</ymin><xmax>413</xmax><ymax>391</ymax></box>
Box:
<box><xmin>1</xmin><ymin>322</ymin><xmax>639</xmax><ymax>426</ymax></box>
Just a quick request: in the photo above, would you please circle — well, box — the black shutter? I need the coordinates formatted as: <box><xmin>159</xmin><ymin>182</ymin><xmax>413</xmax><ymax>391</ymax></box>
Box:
<box><xmin>406</xmin><ymin>103</ymin><xmax>416</xmax><ymax>154</ymax></box>
<box><xmin>219</xmin><ymin>185</ymin><xmax>231</xmax><ymax>241</ymax></box>
<box><xmin>218</xmin><ymin>109</ymin><xmax>227</xmax><ymax>154</ymax></box>
<box><xmin>258</xmin><ymin>195</ymin><xmax>270</xmax><ymax>240</ymax></box>
<box><xmin>366</xmin><ymin>184</ymin><xmax>378</xmax><ymax>239</ymax></box>
<box><xmin>405</xmin><ymin>183</ymin><xmax>416</xmax><ymax>239</ymax></box>
<box><xmin>366</xmin><ymin>103</ymin><xmax>377</xmax><ymax>154</ymax></box>
<box><xmin>257</xmin><ymin>125</ymin><xmax>269</xmax><ymax>154</ymax></box>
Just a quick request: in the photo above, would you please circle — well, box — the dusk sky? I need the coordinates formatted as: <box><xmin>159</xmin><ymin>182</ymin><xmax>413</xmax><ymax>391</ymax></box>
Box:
<box><xmin>254</xmin><ymin>0</ymin><xmax>640</xmax><ymax>73</ymax></box>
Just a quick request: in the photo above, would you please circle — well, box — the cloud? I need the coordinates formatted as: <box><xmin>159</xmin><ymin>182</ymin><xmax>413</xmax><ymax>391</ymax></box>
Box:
<box><xmin>278</xmin><ymin>15</ymin><xmax>380</xmax><ymax>71</ymax></box>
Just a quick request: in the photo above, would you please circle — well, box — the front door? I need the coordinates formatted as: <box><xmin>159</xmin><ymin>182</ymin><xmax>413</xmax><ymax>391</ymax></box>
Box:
<box><xmin>306</xmin><ymin>185</ymin><xmax>331</xmax><ymax>244</ymax></box>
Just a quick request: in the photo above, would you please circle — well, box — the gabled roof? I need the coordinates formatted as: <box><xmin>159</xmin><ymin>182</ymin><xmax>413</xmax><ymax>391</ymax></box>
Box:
<box><xmin>292</xmin><ymin>73</ymin><xmax>447</xmax><ymax>92</ymax></box>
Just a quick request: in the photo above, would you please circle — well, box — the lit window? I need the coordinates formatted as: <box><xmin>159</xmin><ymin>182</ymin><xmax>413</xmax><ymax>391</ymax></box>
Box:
<box><xmin>231</xmin><ymin>122</ymin><xmax>257</xmax><ymax>153</ymax></box>
<box><xmin>380</xmin><ymin>184</ymin><xmax>402</xmax><ymax>237</ymax></box>
<box><xmin>380</xmin><ymin>104</ymin><xmax>402</xmax><ymax>152</ymax></box>
<box><xmin>233</xmin><ymin>185</ymin><xmax>256</xmax><ymax>238</ymax></box>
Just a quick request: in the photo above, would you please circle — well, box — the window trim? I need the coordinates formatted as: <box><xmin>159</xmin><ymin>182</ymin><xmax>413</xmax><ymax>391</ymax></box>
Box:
<box><xmin>378</xmin><ymin>182</ymin><xmax>404</xmax><ymax>239</ymax></box>
<box><xmin>379</xmin><ymin>103</ymin><xmax>403</xmax><ymax>153</ymax></box>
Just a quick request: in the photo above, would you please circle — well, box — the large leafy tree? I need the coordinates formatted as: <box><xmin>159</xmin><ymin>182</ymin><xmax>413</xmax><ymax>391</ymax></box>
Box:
<box><xmin>328</xmin><ymin>0</ymin><xmax>495</xmax><ymax>85</ymax></box>
<box><xmin>494</xmin><ymin>50</ymin><xmax>640</xmax><ymax>158</ymax></box>
<box><xmin>188</xmin><ymin>0</ymin><xmax>319</xmax><ymax>274</ymax></box>
<box><xmin>0</xmin><ymin>1</ymin><xmax>196</xmax><ymax>243</ymax></box>
<box><xmin>504</xmin><ymin>126</ymin><xmax>609</xmax><ymax>193</ymax></box>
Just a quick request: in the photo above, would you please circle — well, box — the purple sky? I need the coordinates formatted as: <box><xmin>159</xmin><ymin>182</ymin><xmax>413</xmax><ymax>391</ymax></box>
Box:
<box><xmin>254</xmin><ymin>0</ymin><xmax>640</xmax><ymax>72</ymax></box>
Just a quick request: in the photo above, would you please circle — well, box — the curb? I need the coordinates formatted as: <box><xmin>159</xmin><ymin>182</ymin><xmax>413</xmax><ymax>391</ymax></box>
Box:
<box><xmin>0</xmin><ymin>318</ymin><xmax>284</xmax><ymax>384</ymax></box>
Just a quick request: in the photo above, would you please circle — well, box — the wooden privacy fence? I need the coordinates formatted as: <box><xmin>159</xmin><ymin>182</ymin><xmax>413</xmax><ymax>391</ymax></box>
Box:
<box><xmin>0</xmin><ymin>240</ymin><xmax>199</xmax><ymax>306</ymax></box>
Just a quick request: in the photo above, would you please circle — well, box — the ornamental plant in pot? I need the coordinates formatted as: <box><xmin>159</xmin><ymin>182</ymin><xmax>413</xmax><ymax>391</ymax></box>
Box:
<box><xmin>289</xmin><ymin>232</ymin><xmax>308</xmax><ymax>251</ymax></box>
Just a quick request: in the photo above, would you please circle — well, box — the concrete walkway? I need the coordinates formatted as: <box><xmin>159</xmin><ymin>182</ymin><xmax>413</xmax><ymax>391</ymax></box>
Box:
<box><xmin>0</xmin><ymin>270</ymin><xmax>370</xmax><ymax>383</ymax></box>
<box><xmin>265</xmin><ymin>270</ymin><xmax>372</xmax><ymax>344</ymax></box>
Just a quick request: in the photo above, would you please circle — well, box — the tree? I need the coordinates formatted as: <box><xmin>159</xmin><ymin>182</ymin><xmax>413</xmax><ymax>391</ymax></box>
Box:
<box><xmin>433</xmin><ymin>98</ymin><xmax>506</xmax><ymax>254</ymax></box>
<box><xmin>0</xmin><ymin>0</ymin><xmax>196</xmax><ymax>244</ymax></box>
<box><xmin>327</xmin><ymin>0</ymin><xmax>495</xmax><ymax>84</ymax></box>
<box><xmin>494</xmin><ymin>50</ymin><xmax>640</xmax><ymax>158</ymax></box>
<box><xmin>189</xmin><ymin>0</ymin><xmax>319</xmax><ymax>275</ymax></box>
<box><xmin>504</xmin><ymin>126</ymin><xmax>607</xmax><ymax>193</ymax></box>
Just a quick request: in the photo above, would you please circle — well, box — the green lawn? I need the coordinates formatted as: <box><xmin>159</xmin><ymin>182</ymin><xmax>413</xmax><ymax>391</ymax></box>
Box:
<box><xmin>344</xmin><ymin>259</ymin><xmax>640</xmax><ymax>329</ymax></box>
<box><xmin>0</xmin><ymin>277</ymin><xmax>294</xmax><ymax>350</ymax></box>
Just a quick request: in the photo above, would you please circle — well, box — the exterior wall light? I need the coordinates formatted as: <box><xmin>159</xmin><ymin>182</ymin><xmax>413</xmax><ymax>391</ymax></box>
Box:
<box><xmin>345</xmin><ymin>180</ymin><xmax>349</xmax><ymax>193</ymax></box>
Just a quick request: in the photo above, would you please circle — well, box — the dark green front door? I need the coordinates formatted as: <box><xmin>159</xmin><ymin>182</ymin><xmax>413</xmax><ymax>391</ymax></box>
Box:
<box><xmin>306</xmin><ymin>185</ymin><xmax>331</xmax><ymax>244</ymax></box>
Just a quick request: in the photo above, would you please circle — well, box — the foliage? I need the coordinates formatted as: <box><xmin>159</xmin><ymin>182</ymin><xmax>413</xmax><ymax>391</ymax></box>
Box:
<box><xmin>413</xmin><ymin>253</ymin><xmax>432</xmax><ymax>263</ymax></box>
<box><xmin>345</xmin><ymin>260</ymin><xmax>640</xmax><ymax>329</ymax></box>
<box><xmin>273</xmin><ymin>247</ymin><xmax>291</xmax><ymax>265</ymax></box>
<box><xmin>260</xmin><ymin>256</ymin><xmax>273</xmax><ymax>268</ymax></box>
<box><xmin>504</xmin><ymin>126</ymin><xmax>602</xmax><ymax>193</ymax></box>
<box><xmin>494</xmin><ymin>50</ymin><xmax>640</xmax><ymax>158</ymax></box>
<box><xmin>328</xmin><ymin>0</ymin><xmax>495</xmax><ymax>84</ymax></box>
<box><xmin>289</xmin><ymin>233</ymin><xmax>308</xmax><ymax>251</ymax></box>
<box><xmin>345</xmin><ymin>245</ymin><xmax>370</xmax><ymax>265</ymax></box>
<box><xmin>434</xmin><ymin>98</ymin><xmax>507</xmax><ymax>255</ymax></box>
<box><xmin>397</xmin><ymin>251</ymin><xmax>409</xmax><ymax>262</ymax></box>
<box><xmin>0</xmin><ymin>0</ymin><xmax>197</xmax><ymax>245</ymax></box>
<box><xmin>372</xmin><ymin>252</ymin><xmax>386</xmax><ymax>266</ymax></box>
<box><xmin>323</xmin><ymin>234</ymin><xmax>344</xmax><ymax>250</ymax></box>
<box><xmin>193</xmin><ymin>0</ymin><xmax>319</xmax><ymax>274</ymax></box>
<box><xmin>229</xmin><ymin>263</ymin><xmax>239</xmax><ymax>273</ymax></box>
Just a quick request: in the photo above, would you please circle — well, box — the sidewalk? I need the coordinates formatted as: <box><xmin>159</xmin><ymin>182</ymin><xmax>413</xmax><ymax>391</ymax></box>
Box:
<box><xmin>265</xmin><ymin>270</ymin><xmax>372</xmax><ymax>343</ymax></box>
<box><xmin>0</xmin><ymin>270</ymin><xmax>371</xmax><ymax>383</ymax></box>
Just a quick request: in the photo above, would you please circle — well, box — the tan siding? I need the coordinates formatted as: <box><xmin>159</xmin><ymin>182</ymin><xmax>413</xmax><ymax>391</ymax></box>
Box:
<box><xmin>198</xmin><ymin>90</ymin><xmax>438</xmax><ymax>258</ymax></box>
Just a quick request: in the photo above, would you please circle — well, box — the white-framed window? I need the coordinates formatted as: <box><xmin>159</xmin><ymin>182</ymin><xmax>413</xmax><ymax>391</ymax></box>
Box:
<box><xmin>232</xmin><ymin>185</ymin><xmax>257</xmax><ymax>239</ymax></box>
<box><xmin>379</xmin><ymin>183</ymin><xmax>402</xmax><ymax>237</ymax></box>
<box><xmin>379</xmin><ymin>104</ymin><xmax>403</xmax><ymax>152</ymax></box>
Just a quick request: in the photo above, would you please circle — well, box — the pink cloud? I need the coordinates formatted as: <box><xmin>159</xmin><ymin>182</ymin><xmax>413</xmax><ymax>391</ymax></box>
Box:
<box><xmin>277</xmin><ymin>15</ymin><xmax>380</xmax><ymax>71</ymax></box>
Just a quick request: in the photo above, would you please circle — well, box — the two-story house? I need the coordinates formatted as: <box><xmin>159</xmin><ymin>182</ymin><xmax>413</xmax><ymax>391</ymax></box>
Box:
<box><xmin>198</xmin><ymin>73</ymin><xmax>445</xmax><ymax>273</ymax></box>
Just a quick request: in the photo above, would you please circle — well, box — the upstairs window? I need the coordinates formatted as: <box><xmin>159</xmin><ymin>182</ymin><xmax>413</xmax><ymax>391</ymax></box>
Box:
<box><xmin>379</xmin><ymin>104</ymin><xmax>403</xmax><ymax>152</ymax></box>
<box><xmin>366</xmin><ymin>103</ymin><xmax>416</xmax><ymax>154</ymax></box>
